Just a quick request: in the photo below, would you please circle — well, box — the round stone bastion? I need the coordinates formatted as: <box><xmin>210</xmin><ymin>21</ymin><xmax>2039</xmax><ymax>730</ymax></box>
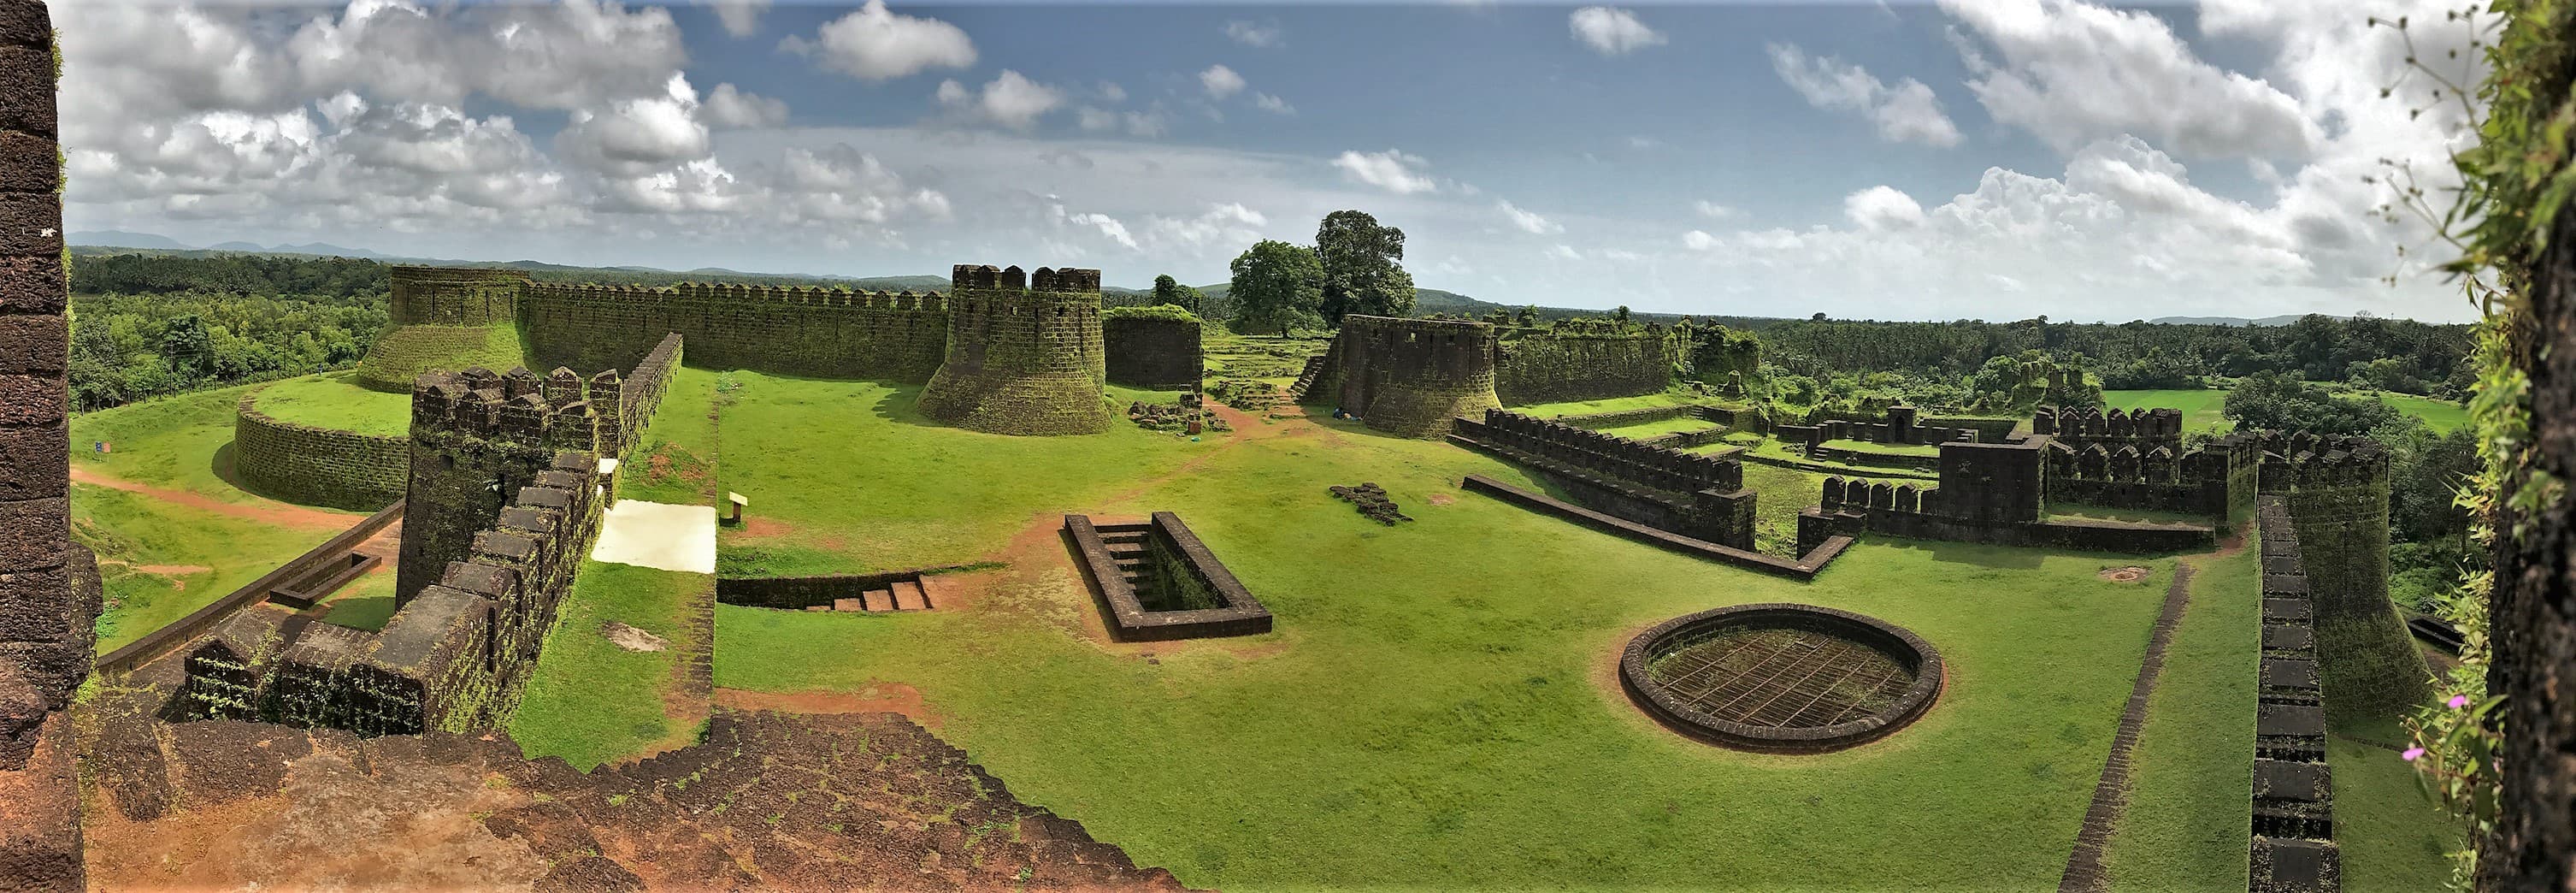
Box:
<box><xmin>1620</xmin><ymin>603</ymin><xmax>1943</xmax><ymax>753</ymax></box>
<box><xmin>231</xmin><ymin>387</ymin><xmax>409</xmax><ymax>512</ymax></box>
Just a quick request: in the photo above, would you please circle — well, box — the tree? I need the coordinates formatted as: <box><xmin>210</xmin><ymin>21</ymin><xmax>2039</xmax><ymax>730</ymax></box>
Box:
<box><xmin>1811</xmin><ymin>312</ymin><xmax>1829</xmax><ymax>322</ymax></box>
<box><xmin>1227</xmin><ymin>240</ymin><xmax>1324</xmax><ymax>337</ymax></box>
<box><xmin>160</xmin><ymin>314</ymin><xmax>210</xmax><ymax>381</ymax></box>
<box><xmin>2221</xmin><ymin>370</ymin><xmax>2405</xmax><ymax>435</ymax></box>
<box><xmin>1313</xmin><ymin>210</ymin><xmax>1415</xmax><ymax>322</ymax></box>
<box><xmin>1613</xmin><ymin>305</ymin><xmax>1631</xmax><ymax>325</ymax></box>
<box><xmin>1151</xmin><ymin>274</ymin><xmax>1205</xmax><ymax>316</ymax></box>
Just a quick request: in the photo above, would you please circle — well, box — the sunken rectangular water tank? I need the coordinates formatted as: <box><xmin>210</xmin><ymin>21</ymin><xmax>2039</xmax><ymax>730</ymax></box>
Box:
<box><xmin>1064</xmin><ymin>512</ymin><xmax>1271</xmax><ymax>641</ymax></box>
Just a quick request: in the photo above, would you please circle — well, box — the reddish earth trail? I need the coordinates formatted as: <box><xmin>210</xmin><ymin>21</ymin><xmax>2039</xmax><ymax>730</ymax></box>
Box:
<box><xmin>69</xmin><ymin>464</ymin><xmax>357</xmax><ymax>530</ymax></box>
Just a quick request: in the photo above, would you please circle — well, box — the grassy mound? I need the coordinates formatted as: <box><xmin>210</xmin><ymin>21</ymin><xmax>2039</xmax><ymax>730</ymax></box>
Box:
<box><xmin>351</xmin><ymin>323</ymin><xmax>532</xmax><ymax>393</ymax></box>
<box><xmin>250</xmin><ymin>372</ymin><xmax>413</xmax><ymax>437</ymax></box>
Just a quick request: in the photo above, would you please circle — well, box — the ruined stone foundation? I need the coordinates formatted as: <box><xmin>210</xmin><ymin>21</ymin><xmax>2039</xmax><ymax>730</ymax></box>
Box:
<box><xmin>917</xmin><ymin>264</ymin><xmax>1113</xmax><ymax>435</ymax></box>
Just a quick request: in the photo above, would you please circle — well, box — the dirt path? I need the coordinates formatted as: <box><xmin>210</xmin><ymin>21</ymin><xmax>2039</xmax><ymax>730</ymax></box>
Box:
<box><xmin>714</xmin><ymin>683</ymin><xmax>944</xmax><ymax>727</ymax></box>
<box><xmin>70</xmin><ymin>465</ymin><xmax>356</xmax><ymax>530</ymax></box>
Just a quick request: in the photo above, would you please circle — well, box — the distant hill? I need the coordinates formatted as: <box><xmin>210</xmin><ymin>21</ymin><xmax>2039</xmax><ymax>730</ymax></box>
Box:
<box><xmin>70</xmin><ymin>230</ymin><xmax>191</xmax><ymax>251</ymax></box>
<box><xmin>2149</xmin><ymin>314</ymin><xmax>2341</xmax><ymax>327</ymax></box>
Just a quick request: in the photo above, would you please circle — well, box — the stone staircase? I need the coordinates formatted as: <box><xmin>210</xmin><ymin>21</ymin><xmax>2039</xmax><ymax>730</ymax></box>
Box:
<box><xmin>807</xmin><ymin>578</ymin><xmax>934</xmax><ymax>613</ymax></box>
<box><xmin>1284</xmin><ymin>355</ymin><xmax>1327</xmax><ymax>401</ymax></box>
<box><xmin>1093</xmin><ymin>523</ymin><xmax>1152</xmax><ymax>593</ymax></box>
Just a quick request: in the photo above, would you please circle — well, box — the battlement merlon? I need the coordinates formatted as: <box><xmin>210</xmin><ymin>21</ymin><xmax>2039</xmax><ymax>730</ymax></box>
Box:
<box><xmin>951</xmin><ymin>263</ymin><xmax>1103</xmax><ymax>293</ymax></box>
<box><xmin>409</xmin><ymin>365</ymin><xmax>604</xmax><ymax>449</ymax></box>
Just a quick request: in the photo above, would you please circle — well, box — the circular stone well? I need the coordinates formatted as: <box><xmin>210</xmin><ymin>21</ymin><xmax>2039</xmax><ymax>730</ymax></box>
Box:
<box><xmin>1621</xmin><ymin>603</ymin><xmax>1942</xmax><ymax>753</ymax></box>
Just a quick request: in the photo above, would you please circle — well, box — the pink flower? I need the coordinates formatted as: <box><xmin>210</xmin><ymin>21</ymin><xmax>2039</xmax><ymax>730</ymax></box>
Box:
<box><xmin>2402</xmin><ymin>748</ymin><xmax>2426</xmax><ymax>761</ymax></box>
<box><xmin>2449</xmin><ymin>695</ymin><xmax>2471</xmax><ymax>709</ymax></box>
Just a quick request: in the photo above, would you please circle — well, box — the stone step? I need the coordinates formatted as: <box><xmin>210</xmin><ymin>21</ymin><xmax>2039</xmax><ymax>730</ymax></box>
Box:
<box><xmin>892</xmin><ymin>580</ymin><xmax>929</xmax><ymax>611</ymax></box>
<box><xmin>833</xmin><ymin>597</ymin><xmax>865</xmax><ymax>612</ymax></box>
<box><xmin>862</xmin><ymin>589</ymin><xmax>895</xmax><ymax>612</ymax></box>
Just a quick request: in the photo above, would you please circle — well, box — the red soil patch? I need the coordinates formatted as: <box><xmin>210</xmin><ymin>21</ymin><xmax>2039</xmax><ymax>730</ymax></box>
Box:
<box><xmin>71</xmin><ymin>465</ymin><xmax>354</xmax><ymax>531</ymax></box>
<box><xmin>2098</xmin><ymin>566</ymin><xmax>2151</xmax><ymax>583</ymax></box>
<box><xmin>1425</xmin><ymin>493</ymin><xmax>1457</xmax><ymax>506</ymax></box>
<box><xmin>715</xmin><ymin>683</ymin><xmax>946</xmax><ymax>728</ymax></box>
<box><xmin>737</xmin><ymin>515</ymin><xmax>796</xmax><ymax>538</ymax></box>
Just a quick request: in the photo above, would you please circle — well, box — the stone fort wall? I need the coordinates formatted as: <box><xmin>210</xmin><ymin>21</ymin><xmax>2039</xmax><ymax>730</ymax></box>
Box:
<box><xmin>520</xmin><ymin>281</ymin><xmax>948</xmax><ymax>382</ymax></box>
<box><xmin>1492</xmin><ymin>330</ymin><xmax>1675</xmax><ymax>405</ymax></box>
<box><xmin>917</xmin><ymin>264</ymin><xmax>1111</xmax><ymax>435</ymax></box>
<box><xmin>2259</xmin><ymin>431</ymin><xmax>2426</xmax><ymax>724</ymax></box>
<box><xmin>0</xmin><ymin>4</ymin><xmax>98</xmax><ymax>884</ymax></box>
<box><xmin>178</xmin><ymin>346</ymin><xmax>685</xmax><ymax>736</ymax></box>
<box><xmin>1102</xmin><ymin>315</ymin><xmax>1202</xmax><ymax>389</ymax></box>
<box><xmin>354</xmin><ymin>266</ymin><xmax>534</xmax><ymax>392</ymax></box>
<box><xmin>232</xmin><ymin>393</ymin><xmax>408</xmax><ymax>512</ymax></box>
<box><xmin>1452</xmin><ymin>409</ymin><xmax>1756</xmax><ymax>549</ymax></box>
<box><xmin>1310</xmin><ymin>316</ymin><xmax>1502</xmax><ymax>439</ymax></box>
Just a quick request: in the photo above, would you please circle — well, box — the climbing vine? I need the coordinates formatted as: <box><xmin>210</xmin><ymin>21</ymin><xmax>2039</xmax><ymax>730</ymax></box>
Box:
<box><xmin>2372</xmin><ymin>1</ymin><xmax>2572</xmax><ymax>885</ymax></box>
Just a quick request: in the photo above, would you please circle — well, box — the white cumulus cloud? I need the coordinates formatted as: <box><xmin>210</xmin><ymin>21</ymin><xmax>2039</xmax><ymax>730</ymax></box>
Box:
<box><xmin>1332</xmin><ymin>149</ymin><xmax>1437</xmax><ymax>194</ymax></box>
<box><xmin>1224</xmin><ymin>20</ymin><xmax>1284</xmax><ymax>48</ymax></box>
<box><xmin>1842</xmin><ymin>186</ymin><xmax>1925</xmax><ymax>229</ymax></box>
<box><xmin>704</xmin><ymin>83</ymin><xmax>788</xmax><ymax>128</ymax></box>
<box><xmin>784</xmin><ymin>0</ymin><xmax>976</xmax><ymax>82</ymax></box>
<box><xmin>1937</xmin><ymin>0</ymin><xmax>2317</xmax><ymax>157</ymax></box>
<box><xmin>1569</xmin><ymin>7</ymin><xmax>1665</xmax><ymax>56</ymax></box>
<box><xmin>1768</xmin><ymin>44</ymin><xmax>1962</xmax><ymax>148</ymax></box>
<box><xmin>1200</xmin><ymin>65</ymin><xmax>1247</xmax><ymax>100</ymax></box>
<box><xmin>1498</xmin><ymin>199</ymin><xmax>1564</xmax><ymax>234</ymax></box>
<box><xmin>936</xmin><ymin>70</ymin><xmax>1064</xmax><ymax>130</ymax></box>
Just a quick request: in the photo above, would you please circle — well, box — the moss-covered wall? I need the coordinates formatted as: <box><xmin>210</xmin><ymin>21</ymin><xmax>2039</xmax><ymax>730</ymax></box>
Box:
<box><xmin>1309</xmin><ymin>316</ymin><xmax>1502</xmax><ymax>439</ymax></box>
<box><xmin>354</xmin><ymin>267</ymin><xmax>539</xmax><ymax>393</ymax></box>
<box><xmin>233</xmin><ymin>393</ymin><xmax>406</xmax><ymax>511</ymax></box>
<box><xmin>1103</xmin><ymin>316</ymin><xmax>1202</xmax><ymax>388</ymax></box>
<box><xmin>2281</xmin><ymin>470</ymin><xmax>2432</xmax><ymax>726</ymax></box>
<box><xmin>917</xmin><ymin>264</ymin><xmax>1111</xmax><ymax>435</ymax></box>
<box><xmin>521</xmin><ymin>281</ymin><xmax>947</xmax><ymax>381</ymax></box>
<box><xmin>1494</xmin><ymin>332</ymin><xmax>1674</xmax><ymax>405</ymax></box>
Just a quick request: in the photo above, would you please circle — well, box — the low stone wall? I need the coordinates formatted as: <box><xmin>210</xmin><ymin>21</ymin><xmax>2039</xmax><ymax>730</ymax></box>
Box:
<box><xmin>1452</xmin><ymin>409</ymin><xmax>1755</xmax><ymax>549</ymax></box>
<box><xmin>99</xmin><ymin>500</ymin><xmax>404</xmax><ymax>673</ymax></box>
<box><xmin>1549</xmin><ymin>405</ymin><xmax>1692</xmax><ymax>429</ymax></box>
<box><xmin>1802</xmin><ymin>476</ymin><xmax>2215</xmax><ymax>555</ymax></box>
<box><xmin>1461</xmin><ymin>475</ymin><xmax>1848</xmax><ymax>580</ymax></box>
<box><xmin>1064</xmin><ymin>512</ymin><xmax>1271</xmax><ymax>640</ymax></box>
<box><xmin>233</xmin><ymin>393</ymin><xmax>407</xmax><ymax>511</ymax></box>
<box><xmin>2249</xmin><ymin>495</ymin><xmax>2340</xmax><ymax>892</ymax></box>
<box><xmin>1807</xmin><ymin>442</ymin><xmax>1937</xmax><ymax>473</ymax></box>
<box><xmin>1103</xmin><ymin>316</ymin><xmax>1202</xmax><ymax>387</ymax></box>
<box><xmin>716</xmin><ymin>568</ymin><xmax>969</xmax><ymax>610</ymax></box>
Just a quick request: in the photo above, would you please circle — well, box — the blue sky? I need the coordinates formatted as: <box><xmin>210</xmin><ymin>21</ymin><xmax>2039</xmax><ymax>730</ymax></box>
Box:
<box><xmin>59</xmin><ymin>0</ymin><xmax>2488</xmax><ymax>322</ymax></box>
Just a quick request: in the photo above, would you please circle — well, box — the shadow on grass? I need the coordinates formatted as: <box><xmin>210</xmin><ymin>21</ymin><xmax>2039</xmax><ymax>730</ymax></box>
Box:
<box><xmin>209</xmin><ymin>440</ymin><xmax>248</xmax><ymax>492</ymax></box>
<box><xmin>320</xmin><ymin>595</ymin><xmax>398</xmax><ymax>632</ymax></box>
<box><xmin>1876</xmin><ymin>535</ymin><xmax>2051</xmax><ymax>570</ymax></box>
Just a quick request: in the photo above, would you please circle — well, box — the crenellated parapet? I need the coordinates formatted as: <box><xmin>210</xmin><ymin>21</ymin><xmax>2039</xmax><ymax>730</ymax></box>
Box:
<box><xmin>395</xmin><ymin>365</ymin><xmax>602</xmax><ymax>609</ymax></box>
<box><xmin>179</xmin><ymin>451</ymin><xmax>606</xmax><ymax>736</ymax></box>
<box><xmin>917</xmin><ymin>263</ymin><xmax>1112</xmax><ymax>435</ymax></box>
<box><xmin>2034</xmin><ymin>405</ymin><xmax>2187</xmax><ymax>452</ymax></box>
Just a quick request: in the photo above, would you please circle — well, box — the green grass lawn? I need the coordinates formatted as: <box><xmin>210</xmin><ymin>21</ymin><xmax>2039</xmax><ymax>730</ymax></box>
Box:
<box><xmin>315</xmin><ymin>568</ymin><xmax>399</xmax><ymax>632</ymax></box>
<box><xmin>2373</xmin><ymin>394</ymin><xmax>2468</xmax><ymax>434</ymax></box>
<box><xmin>2329</xmin><ymin>735</ymin><xmax>2467</xmax><ymax>892</ymax></box>
<box><xmin>1819</xmin><ymin>437</ymin><xmax>1941</xmax><ymax>458</ymax></box>
<box><xmin>71</xmin><ymin>383</ymin><xmax>271</xmax><ymax>503</ymax></box>
<box><xmin>73</xmin><ymin>484</ymin><xmax>337</xmax><ymax>653</ymax></box>
<box><xmin>1596</xmin><ymin>416</ymin><xmax>1724</xmax><ymax>440</ymax></box>
<box><xmin>616</xmin><ymin>367</ymin><xmax>722</xmax><ymax>506</ymax></box>
<box><xmin>1509</xmin><ymin>390</ymin><xmax>1704</xmax><ymax>416</ymax></box>
<box><xmin>715</xmin><ymin>410</ymin><xmax>2190</xmax><ymax>890</ymax></box>
<box><xmin>2104</xmin><ymin>389</ymin><xmax>2232</xmax><ymax>432</ymax></box>
<box><xmin>249</xmin><ymin>372</ymin><xmax>413</xmax><ymax>437</ymax></box>
<box><xmin>2106</xmin><ymin>387</ymin><xmax>2468</xmax><ymax>435</ymax></box>
<box><xmin>2102</xmin><ymin>538</ymin><xmax>2256</xmax><ymax>890</ymax></box>
<box><xmin>1203</xmin><ymin>333</ymin><xmax>1328</xmax><ymax>386</ymax></box>
<box><xmin>713</xmin><ymin>372</ymin><xmax>1217</xmax><ymax>577</ymax></box>
<box><xmin>510</xmin><ymin>560</ymin><xmax>710</xmax><ymax>770</ymax></box>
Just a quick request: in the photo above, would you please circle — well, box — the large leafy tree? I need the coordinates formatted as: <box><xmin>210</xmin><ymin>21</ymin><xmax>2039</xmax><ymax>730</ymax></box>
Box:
<box><xmin>1150</xmin><ymin>273</ymin><xmax>1205</xmax><ymax>316</ymax></box>
<box><xmin>2220</xmin><ymin>370</ymin><xmax>2406</xmax><ymax>435</ymax></box>
<box><xmin>1313</xmin><ymin>210</ymin><xmax>1415</xmax><ymax>322</ymax></box>
<box><xmin>1228</xmin><ymin>240</ymin><xmax>1324</xmax><ymax>336</ymax></box>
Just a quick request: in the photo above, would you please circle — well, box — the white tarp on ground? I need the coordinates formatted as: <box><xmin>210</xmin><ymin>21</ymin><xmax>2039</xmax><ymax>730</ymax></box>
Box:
<box><xmin>592</xmin><ymin>500</ymin><xmax>716</xmax><ymax>574</ymax></box>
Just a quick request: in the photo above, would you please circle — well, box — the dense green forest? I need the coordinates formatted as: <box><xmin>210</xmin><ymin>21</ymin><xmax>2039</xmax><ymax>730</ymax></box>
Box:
<box><xmin>68</xmin><ymin>255</ymin><xmax>392</xmax><ymax>411</ymax></box>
